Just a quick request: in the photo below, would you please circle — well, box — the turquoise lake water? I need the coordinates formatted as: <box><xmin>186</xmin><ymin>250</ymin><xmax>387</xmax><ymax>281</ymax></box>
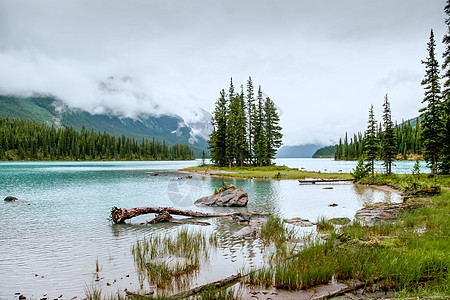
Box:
<box><xmin>0</xmin><ymin>159</ymin><xmax>412</xmax><ymax>299</ymax></box>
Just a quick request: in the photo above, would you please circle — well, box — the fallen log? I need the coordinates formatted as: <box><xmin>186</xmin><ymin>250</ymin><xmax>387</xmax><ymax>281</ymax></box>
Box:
<box><xmin>110</xmin><ymin>206</ymin><xmax>236</xmax><ymax>224</ymax></box>
<box><xmin>172</xmin><ymin>274</ymin><xmax>241</xmax><ymax>299</ymax></box>
<box><xmin>147</xmin><ymin>210</ymin><xmax>211</xmax><ymax>226</ymax></box>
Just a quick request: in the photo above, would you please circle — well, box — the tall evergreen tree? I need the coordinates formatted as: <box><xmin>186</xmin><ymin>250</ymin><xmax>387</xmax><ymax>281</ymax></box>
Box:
<box><xmin>253</xmin><ymin>86</ymin><xmax>267</xmax><ymax>166</ymax></box>
<box><xmin>441</xmin><ymin>1</ymin><xmax>450</xmax><ymax>174</ymax></box>
<box><xmin>209</xmin><ymin>90</ymin><xmax>228</xmax><ymax>166</ymax></box>
<box><xmin>225</xmin><ymin>79</ymin><xmax>236</xmax><ymax>167</ymax></box>
<box><xmin>365</xmin><ymin>105</ymin><xmax>378</xmax><ymax>177</ymax></box>
<box><xmin>246</xmin><ymin>76</ymin><xmax>256</xmax><ymax>164</ymax></box>
<box><xmin>381</xmin><ymin>94</ymin><xmax>396</xmax><ymax>175</ymax></box>
<box><xmin>420</xmin><ymin>29</ymin><xmax>444</xmax><ymax>174</ymax></box>
<box><xmin>235</xmin><ymin>86</ymin><xmax>249</xmax><ymax>167</ymax></box>
<box><xmin>263</xmin><ymin>97</ymin><xmax>283</xmax><ymax>165</ymax></box>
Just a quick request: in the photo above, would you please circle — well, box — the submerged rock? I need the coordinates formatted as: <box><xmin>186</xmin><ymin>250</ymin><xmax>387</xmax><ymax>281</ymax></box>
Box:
<box><xmin>4</xmin><ymin>196</ymin><xmax>18</xmax><ymax>202</ymax></box>
<box><xmin>195</xmin><ymin>188</ymin><xmax>248</xmax><ymax>207</ymax></box>
<box><xmin>232</xmin><ymin>212</ymin><xmax>252</xmax><ymax>223</ymax></box>
<box><xmin>284</xmin><ymin>217</ymin><xmax>316</xmax><ymax>227</ymax></box>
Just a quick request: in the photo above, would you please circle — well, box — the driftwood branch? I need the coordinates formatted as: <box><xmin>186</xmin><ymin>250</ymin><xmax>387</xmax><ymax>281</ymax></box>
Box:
<box><xmin>172</xmin><ymin>274</ymin><xmax>241</xmax><ymax>299</ymax></box>
<box><xmin>110</xmin><ymin>206</ymin><xmax>236</xmax><ymax>224</ymax></box>
<box><xmin>146</xmin><ymin>210</ymin><xmax>211</xmax><ymax>226</ymax></box>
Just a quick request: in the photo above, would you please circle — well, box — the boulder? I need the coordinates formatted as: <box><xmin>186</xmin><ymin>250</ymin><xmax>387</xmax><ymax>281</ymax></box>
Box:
<box><xmin>195</xmin><ymin>188</ymin><xmax>248</xmax><ymax>207</ymax></box>
<box><xmin>4</xmin><ymin>196</ymin><xmax>18</xmax><ymax>202</ymax></box>
<box><xmin>284</xmin><ymin>217</ymin><xmax>315</xmax><ymax>227</ymax></box>
<box><xmin>355</xmin><ymin>201</ymin><xmax>428</xmax><ymax>226</ymax></box>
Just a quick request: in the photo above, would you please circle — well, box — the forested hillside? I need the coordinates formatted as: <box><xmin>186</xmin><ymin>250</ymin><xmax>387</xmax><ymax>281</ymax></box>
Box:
<box><xmin>0</xmin><ymin>118</ymin><xmax>194</xmax><ymax>161</ymax></box>
<box><xmin>313</xmin><ymin>118</ymin><xmax>421</xmax><ymax>160</ymax></box>
<box><xmin>0</xmin><ymin>94</ymin><xmax>208</xmax><ymax>156</ymax></box>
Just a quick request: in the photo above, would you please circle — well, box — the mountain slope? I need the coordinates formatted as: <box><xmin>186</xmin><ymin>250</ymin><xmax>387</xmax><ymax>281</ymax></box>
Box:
<box><xmin>0</xmin><ymin>94</ymin><xmax>209</xmax><ymax>155</ymax></box>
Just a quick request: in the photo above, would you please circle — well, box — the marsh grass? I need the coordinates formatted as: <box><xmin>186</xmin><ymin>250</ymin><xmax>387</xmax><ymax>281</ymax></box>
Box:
<box><xmin>260</xmin><ymin>215</ymin><xmax>298</xmax><ymax>263</ymax></box>
<box><xmin>359</xmin><ymin>173</ymin><xmax>450</xmax><ymax>191</ymax></box>
<box><xmin>246</xmin><ymin>191</ymin><xmax>450</xmax><ymax>296</ymax></box>
<box><xmin>181</xmin><ymin>164</ymin><xmax>351</xmax><ymax>180</ymax></box>
<box><xmin>84</xmin><ymin>283</ymin><xmax>102</xmax><ymax>300</ymax></box>
<box><xmin>316</xmin><ymin>216</ymin><xmax>334</xmax><ymax>232</ymax></box>
<box><xmin>132</xmin><ymin>228</ymin><xmax>217</xmax><ymax>291</ymax></box>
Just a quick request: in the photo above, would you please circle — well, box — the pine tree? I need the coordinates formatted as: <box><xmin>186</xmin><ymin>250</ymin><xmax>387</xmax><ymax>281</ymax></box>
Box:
<box><xmin>235</xmin><ymin>86</ymin><xmax>249</xmax><ymax>167</ymax></box>
<box><xmin>441</xmin><ymin>1</ymin><xmax>450</xmax><ymax>174</ymax></box>
<box><xmin>365</xmin><ymin>105</ymin><xmax>378</xmax><ymax>177</ymax></box>
<box><xmin>225</xmin><ymin>79</ymin><xmax>236</xmax><ymax>167</ymax></box>
<box><xmin>381</xmin><ymin>94</ymin><xmax>396</xmax><ymax>175</ymax></box>
<box><xmin>253</xmin><ymin>86</ymin><xmax>267</xmax><ymax>166</ymax></box>
<box><xmin>263</xmin><ymin>97</ymin><xmax>283</xmax><ymax>165</ymax></box>
<box><xmin>246</xmin><ymin>76</ymin><xmax>256</xmax><ymax>164</ymax></box>
<box><xmin>209</xmin><ymin>90</ymin><xmax>228</xmax><ymax>167</ymax></box>
<box><xmin>420</xmin><ymin>29</ymin><xmax>444</xmax><ymax>174</ymax></box>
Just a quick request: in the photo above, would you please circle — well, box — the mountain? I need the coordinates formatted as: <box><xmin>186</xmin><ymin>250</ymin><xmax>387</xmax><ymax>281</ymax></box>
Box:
<box><xmin>275</xmin><ymin>144</ymin><xmax>324</xmax><ymax>158</ymax></box>
<box><xmin>312</xmin><ymin>145</ymin><xmax>336</xmax><ymax>158</ymax></box>
<box><xmin>0</xmin><ymin>94</ymin><xmax>211</xmax><ymax>156</ymax></box>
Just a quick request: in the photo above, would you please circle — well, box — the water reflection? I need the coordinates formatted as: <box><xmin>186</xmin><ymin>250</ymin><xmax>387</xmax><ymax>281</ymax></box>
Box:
<box><xmin>0</xmin><ymin>161</ymin><xmax>403</xmax><ymax>299</ymax></box>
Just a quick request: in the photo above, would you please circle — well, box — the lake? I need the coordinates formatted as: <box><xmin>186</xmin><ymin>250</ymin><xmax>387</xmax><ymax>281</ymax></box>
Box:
<box><xmin>0</xmin><ymin>159</ymin><xmax>408</xmax><ymax>299</ymax></box>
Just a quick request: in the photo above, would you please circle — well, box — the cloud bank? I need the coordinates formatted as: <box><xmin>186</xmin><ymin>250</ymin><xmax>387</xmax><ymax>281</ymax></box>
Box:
<box><xmin>0</xmin><ymin>0</ymin><xmax>446</xmax><ymax>145</ymax></box>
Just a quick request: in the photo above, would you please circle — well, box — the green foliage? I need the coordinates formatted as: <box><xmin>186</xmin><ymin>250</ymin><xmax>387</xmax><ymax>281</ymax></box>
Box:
<box><xmin>209</xmin><ymin>78</ymin><xmax>282</xmax><ymax>167</ymax></box>
<box><xmin>213</xmin><ymin>179</ymin><xmax>235</xmax><ymax>194</ymax></box>
<box><xmin>0</xmin><ymin>118</ymin><xmax>194</xmax><ymax>161</ymax></box>
<box><xmin>351</xmin><ymin>156</ymin><xmax>369</xmax><ymax>180</ymax></box>
<box><xmin>247</xmin><ymin>191</ymin><xmax>450</xmax><ymax>295</ymax></box>
<box><xmin>365</xmin><ymin>105</ymin><xmax>378</xmax><ymax>177</ymax></box>
<box><xmin>441</xmin><ymin>2</ymin><xmax>450</xmax><ymax>175</ymax></box>
<box><xmin>420</xmin><ymin>29</ymin><xmax>445</xmax><ymax>174</ymax></box>
<box><xmin>313</xmin><ymin>145</ymin><xmax>336</xmax><ymax>158</ymax></box>
<box><xmin>381</xmin><ymin>94</ymin><xmax>396</xmax><ymax>175</ymax></box>
<box><xmin>209</xmin><ymin>90</ymin><xmax>228</xmax><ymax>167</ymax></box>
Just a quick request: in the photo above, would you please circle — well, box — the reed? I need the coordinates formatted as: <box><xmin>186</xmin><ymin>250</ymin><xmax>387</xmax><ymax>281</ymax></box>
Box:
<box><xmin>131</xmin><ymin>228</ymin><xmax>217</xmax><ymax>291</ymax></box>
<box><xmin>246</xmin><ymin>190</ymin><xmax>450</xmax><ymax>296</ymax></box>
<box><xmin>84</xmin><ymin>284</ymin><xmax>102</xmax><ymax>300</ymax></box>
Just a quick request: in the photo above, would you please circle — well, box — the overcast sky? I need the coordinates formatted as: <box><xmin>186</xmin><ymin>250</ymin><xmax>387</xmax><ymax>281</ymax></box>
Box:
<box><xmin>0</xmin><ymin>0</ymin><xmax>447</xmax><ymax>145</ymax></box>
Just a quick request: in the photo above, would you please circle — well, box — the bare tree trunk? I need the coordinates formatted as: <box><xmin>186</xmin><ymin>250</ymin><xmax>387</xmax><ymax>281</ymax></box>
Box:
<box><xmin>110</xmin><ymin>206</ymin><xmax>236</xmax><ymax>224</ymax></box>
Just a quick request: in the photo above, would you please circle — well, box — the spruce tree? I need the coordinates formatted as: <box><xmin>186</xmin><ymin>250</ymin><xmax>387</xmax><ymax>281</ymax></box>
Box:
<box><xmin>381</xmin><ymin>94</ymin><xmax>396</xmax><ymax>175</ymax></box>
<box><xmin>246</xmin><ymin>76</ymin><xmax>256</xmax><ymax>164</ymax></box>
<box><xmin>441</xmin><ymin>1</ymin><xmax>450</xmax><ymax>174</ymax></box>
<box><xmin>225</xmin><ymin>79</ymin><xmax>236</xmax><ymax>167</ymax></box>
<box><xmin>263</xmin><ymin>97</ymin><xmax>283</xmax><ymax>165</ymax></box>
<box><xmin>420</xmin><ymin>29</ymin><xmax>444</xmax><ymax>174</ymax></box>
<box><xmin>235</xmin><ymin>86</ymin><xmax>249</xmax><ymax>167</ymax></box>
<box><xmin>253</xmin><ymin>86</ymin><xmax>267</xmax><ymax>166</ymax></box>
<box><xmin>209</xmin><ymin>90</ymin><xmax>228</xmax><ymax>167</ymax></box>
<box><xmin>365</xmin><ymin>105</ymin><xmax>378</xmax><ymax>177</ymax></box>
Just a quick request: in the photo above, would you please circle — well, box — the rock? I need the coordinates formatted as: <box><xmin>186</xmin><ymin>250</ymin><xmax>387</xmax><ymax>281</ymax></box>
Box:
<box><xmin>232</xmin><ymin>212</ymin><xmax>252</xmax><ymax>222</ymax></box>
<box><xmin>329</xmin><ymin>217</ymin><xmax>351</xmax><ymax>225</ymax></box>
<box><xmin>328</xmin><ymin>203</ymin><xmax>338</xmax><ymax>207</ymax></box>
<box><xmin>355</xmin><ymin>201</ymin><xmax>427</xmax><ymax>226</ymax></box>
<box><xmin>233</xmin><ymin>226</ymin><xmax>260</xmax><ymax>239</ymax></box>
<box><xmin>4</xmin><ymin>196</ymin><xmax>18</xmax><ymax>202</ymax></box>
<box><xmin>195</xmin><ymin>188</ymin><xmax>248</xmax><ymax>207</ymax></box>
<box><xmin>284</xmin><ymin>217</ymin><xmax>315</xmax><ymax>227</ymax></box>
<box><xmin>19</xmin><ymin>295</ymin><xmax>26</xmax><ymax>300</ymax></box>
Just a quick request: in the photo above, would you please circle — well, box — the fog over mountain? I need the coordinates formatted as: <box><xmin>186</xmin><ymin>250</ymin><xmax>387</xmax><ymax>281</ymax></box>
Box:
<box><xmin>0</xmin><ymin>0</ymin><xmax>446</xmax><ymax>145</ymax></box>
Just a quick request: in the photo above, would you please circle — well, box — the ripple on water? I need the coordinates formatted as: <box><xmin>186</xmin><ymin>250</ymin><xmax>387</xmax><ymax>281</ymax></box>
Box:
<box><xmin>0</xmin><ymin>161</ymin><xmax>402</xmax><ymax>298</ymax></box>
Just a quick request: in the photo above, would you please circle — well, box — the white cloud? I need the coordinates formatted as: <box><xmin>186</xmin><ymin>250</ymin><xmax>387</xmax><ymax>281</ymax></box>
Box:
<box><xmin>0</xmin><ymin>0</ymin><xmax>447</xmax><ymax>145</ymax></box>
